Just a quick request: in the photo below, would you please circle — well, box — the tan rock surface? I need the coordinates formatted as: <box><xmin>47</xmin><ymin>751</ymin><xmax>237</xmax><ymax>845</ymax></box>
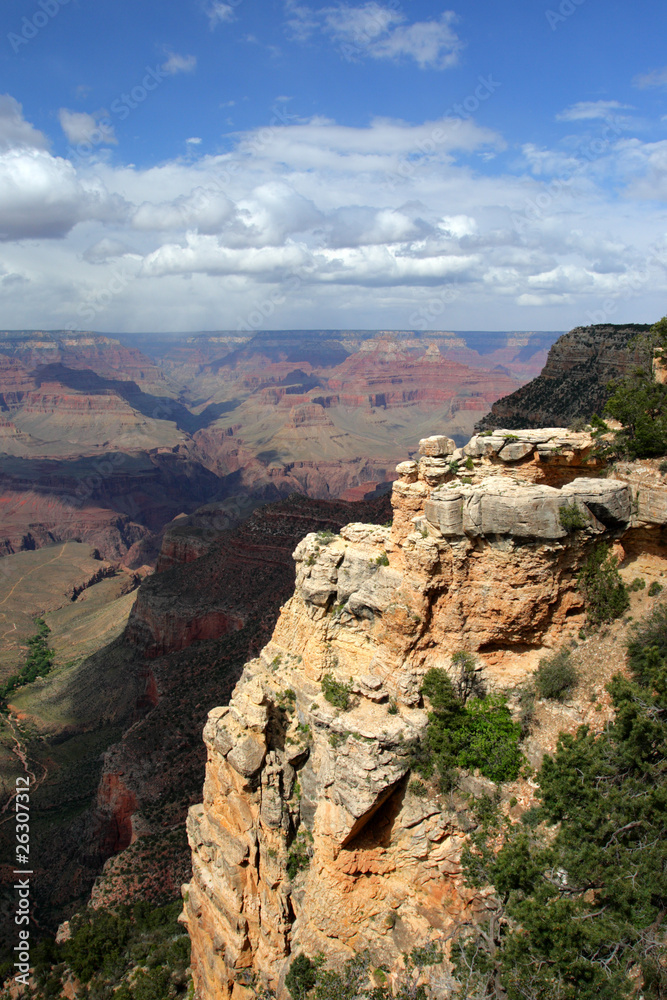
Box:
<box><xmin>183</xmin><ymin>428</ymin><xmax>661</xmax><ymax>1000</ymax></box>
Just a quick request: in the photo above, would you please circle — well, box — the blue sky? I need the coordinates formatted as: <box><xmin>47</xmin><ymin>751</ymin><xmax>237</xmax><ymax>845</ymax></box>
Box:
<box><xmin>1</xmin><ymin>0</ymin><xmax>666</xmax><ymax>332</ymax></box>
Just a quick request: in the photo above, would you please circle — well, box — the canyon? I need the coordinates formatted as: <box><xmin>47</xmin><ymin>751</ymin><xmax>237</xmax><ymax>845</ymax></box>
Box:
<box><xmin>2</xmin><ymin>322</ymin><xmax>664</xmax><ymax>995</ymax></box>
<box><xmin>0</xmin><ymin>329</ymin><xmax>555</xmax><ymax>564</ymax></box>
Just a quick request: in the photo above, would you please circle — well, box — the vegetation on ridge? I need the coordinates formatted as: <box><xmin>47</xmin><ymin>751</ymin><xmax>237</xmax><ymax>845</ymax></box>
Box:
<box><xmin>0</xmin><ymin>618</ymin><xmax>55</xmax><ymax>706</ymax></box>
<box><xmin>604</xmin><ymin>315</ymin><xmax>667</xmax><ymax>458</ymax></box>
<box><xmin>412</xmin><ymin>654</ymin><xmax>523</xmax><ymax>788</ymax></box>
<box><xmin>0</xmin><ymin>901</ymin><xmax>190</xmax><ymax>1000</ymax></box>
<box><xmin>449</xmin><ymin>603</ymin><xmax>667</xmax><ymax>1000</ymax></box>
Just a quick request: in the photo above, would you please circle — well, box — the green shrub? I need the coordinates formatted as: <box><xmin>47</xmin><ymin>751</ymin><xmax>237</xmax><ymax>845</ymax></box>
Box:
<box><xmin>286</xmin><ymin>835</ymin><xmax>311</xmax><ymax>880</ymax></box>
<box><xmin>408</xmin><ymin>779</ymin><xmax>427</xmax><ymax>797</ymax></box>
<box><xmin>629</xmin><ymin>576</ymin><xmax>646</xmax><ymax>591</ymax></box>
<box><xmin>374</xmin><ymin>551</ymin><xmax>389</xmax><ymax>566</ymax></box>
<box><xmin>417</xmin><ymin>669</ymin><xmax>522</xmax><ymax>787</ymax></box>
<box><xmin>648</xmin><ymin>580</ymin><xmax>663</xmax><ymax>597</ymax></box>
<box><xmin>456</xmin><ymin>602</ymin><xmax>667</xmax><ymax>999</ymax></box>
<box><xmin>534</xmin><ymin>649</ymin><xmax>578</xmax><ymax>701</ymax></box>
<box><xmin>558</xmin><ymin>502</ymin><xmax>589</xmax><ymax>531</ymax></box>
<box><xmin>577</xmin><ymin>544</ymin><xmax>629</xmax><ymax>627</ymax></box>
<box><xmin>285</xmin><ymin>954</ymin><xmax>319</xmax><ymax>998</ymax></box>
<box><xmin>603</xmin><ymin>316</ymin><xmax>667</xmax><ymax>458</ymax></box>
<box><xmin>465</xmin><ymin>456</ymin><xmax>474</xmax><ymax>470</ymax></box>
<box><xmin>0</xmin><ymin>618</ymin><xmax>55</xmax><ymax>700</ymax></box>
<box><xmin>660</xmin><ymin>460</ymin><xmax>667</xmax><ymax>475</ymax></box>
<box><xmin>316</xmin><ymin>529</ymin><xmax>336</xmax><ymax>544</ymax></box>
<box><xmin>132</xmin><ymin>968</ymin><xmax>172</xmax><ymax>1000</ymax></box>
<box><xmin>321</xmin><ymin>673</ymin><xmax>352</xmax><ymax>710</ymax></box>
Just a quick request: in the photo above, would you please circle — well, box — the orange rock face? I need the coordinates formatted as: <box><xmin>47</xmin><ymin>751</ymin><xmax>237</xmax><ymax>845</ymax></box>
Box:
<box><xmin>183</xmin><ymin>429</ymin><xmax>637</xmax><ymax>999</ymax></box>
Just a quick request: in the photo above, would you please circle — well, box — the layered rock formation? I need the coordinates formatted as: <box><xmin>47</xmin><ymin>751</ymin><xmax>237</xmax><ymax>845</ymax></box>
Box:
<box><xmin>183</xmin><ymin>429</ymin><xmax>648</xmax><ymax>999</ymax></box>
<box><xmin>477</xmin><ymin>324</ymin><xmax>650</xmax><ymax>431</ymax></box>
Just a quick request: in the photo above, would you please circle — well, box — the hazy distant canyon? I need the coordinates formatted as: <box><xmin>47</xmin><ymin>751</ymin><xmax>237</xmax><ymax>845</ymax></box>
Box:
<box><xmin>0</xmin><ymin>328</ymin><xmax>557</xmax><ymax>565</ymax></box>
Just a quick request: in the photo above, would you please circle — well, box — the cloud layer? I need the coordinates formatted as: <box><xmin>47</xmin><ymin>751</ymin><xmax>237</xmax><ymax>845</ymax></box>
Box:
<box><xmin>0</xmin><ymin>93</ymin><xmax>666</xmax><ymax>331</ymax></box>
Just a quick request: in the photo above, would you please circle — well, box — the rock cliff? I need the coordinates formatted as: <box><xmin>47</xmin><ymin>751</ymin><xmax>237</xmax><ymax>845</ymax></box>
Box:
<box><xmin>477</xmin><ymin>324</ymin><xmax>650</xmax><ymax>431</ymax></box>
<box><xmin>183</xmin><ymin>427</ymin><xmax>666</xmax><ymax>999</ymax></box>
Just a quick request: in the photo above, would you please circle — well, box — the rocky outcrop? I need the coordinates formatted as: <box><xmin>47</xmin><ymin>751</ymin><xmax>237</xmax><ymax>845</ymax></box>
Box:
<box><xmin>183</xmin><ymin>429</ymin><xmax>636</xmax><ymax>999</ymax></box>
<box><xmin>477</xmin><ymin>324</ymin><xmax>650</xmax><ymax>431</ymax></box>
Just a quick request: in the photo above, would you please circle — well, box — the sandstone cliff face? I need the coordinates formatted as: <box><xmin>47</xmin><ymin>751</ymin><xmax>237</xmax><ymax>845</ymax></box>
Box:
<box><xmin>477</xmin><ymin>324</ymin><xmax>650</xmax><ymax>431</ymax></box>
<box><xmin>183</xmin><ymin>430</ymin><xmax>644</xmax><ymax>999</ymax></box>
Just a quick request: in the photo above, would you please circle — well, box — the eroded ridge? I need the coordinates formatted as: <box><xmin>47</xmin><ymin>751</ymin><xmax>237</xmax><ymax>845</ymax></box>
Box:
<box><xmin>182</xmin><ymin>429</ymin><xmax>664</xmax><ymax>1000</ymax></box>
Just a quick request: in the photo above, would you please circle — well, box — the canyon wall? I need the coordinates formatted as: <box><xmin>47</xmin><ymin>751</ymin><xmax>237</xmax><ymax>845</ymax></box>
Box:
<box><xmin>477</xmin><ymin>324</ymin><xmax>650</xmax><ymax>431</ymax></box>
<box><xmin>183</xmin><ymin>427</ymin><xmax>666</xmax><ymax>999</ymax></box>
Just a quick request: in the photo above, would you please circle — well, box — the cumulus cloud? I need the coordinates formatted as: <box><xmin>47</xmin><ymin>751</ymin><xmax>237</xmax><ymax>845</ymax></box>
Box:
<box><xmin>0</xmin><ymin>95</ymin><xmax>49</xmax><ymax>152</ymax></box>
<box><xmin>0</xmin><ymin>149</ymin><xmax>126</xmax><ymax>240</ymax></box>
<box><xmin>161</xmin><ymin>52</ymin><xmax>197</xmax><ymax>75</ymax></box>
<box><xmin>83</xmin><ymin>238</ymin><xmax>138</xmax><ymax>263</ymax></box>
<box><xmin>0</xmin><ymin>92</ymin><xmax>665</xmax><ymax>331</ymax></box>
<box><xmin>141</xmin><ymin>235</ymin><xmax>311</xmax><ymax>278</ymax></box>
<box><xmin>284</xmin><ymin>2</ymin><xmax>463</xmax><ymax>69</ymax></box>
<box><xmin>58</xmin><ymin>109</ymin><xmax>117</xmax><ymax>145</ymax></box>
<box><xmin>133</xmin><ymin>187</ymin><xmax>237</xmax><ymax>234</ymax></box>
<box><xmin>326</xmin><ymin>206</ymin><xmax>429</xmax><ymax>247</ymax></box>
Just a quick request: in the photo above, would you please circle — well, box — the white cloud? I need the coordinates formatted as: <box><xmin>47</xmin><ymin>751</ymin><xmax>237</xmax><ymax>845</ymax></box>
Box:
<box><xmin>141</xmin><ymin>235</ymin><xmax>311</xmax><ymax>278</ymax></box>
<box><xmin>58</xmin><ymin>109</ymin><xmax>117</xmax><ymax>146</ymax></box>
<box><xmin>186</xmin><ymin>137</ymin><xmax>202</xmax><ymax>145</ymax></box>
<box><xmin>0</xmin><ymin>93</ymin><xmax>666</xmax><ymax>331</ymax></box>
<box><xmin>83</xmin><ymin>238</ymin><xmax>138</xmax><ymax>263</ymax></box>
<box><xmin>556</xmin><ymin>100</ymin><xmax>632</xmax><ymax>122</ymax></box>
<box><xmin>438</xmin><ymin>215</ymin><xmax>478</xmax><ymax>239</ymax></box>
<box><xmin>0</xmin><ymin>149</ymin><xmax>126</xmax><ymax>240</ymax></box>
<box><xmin>633</xmin><ymin>66</ymin><xmax>667</xmax><ymax>89</ymax></box>
<box><xmin>0</xmin><ymin>95</ymin><xmax>49</xmax><ymax>152</ymax></box>
<box><xmin>285</xmin><ymin>3</ymin><xmax>463</xmax><ymax>69</ymax></box>
<box><xmin>207</xmin><ymin>2</ymin><xmax>236</xmax><ymax>28</ymax></box>
<box><xmin>133</xmin><ymin>187</ymin><xmax>236</xmax><ymax>234</ymax></box>
<box><xmin>161</xmin><ymin>52</ymin><xmax>197</xmax><ymax>75</ymax></box>
<box><xmin>284</xmin><ymin>0</ymin><xmax>320</xmax><ymax>41</ymax></box>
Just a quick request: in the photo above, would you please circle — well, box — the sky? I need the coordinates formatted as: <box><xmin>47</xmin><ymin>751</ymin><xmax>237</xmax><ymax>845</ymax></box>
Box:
<box><xmin>1</xmin><ymin>0</ymin><xmax>667</xmax><ymax>334</ymax></box>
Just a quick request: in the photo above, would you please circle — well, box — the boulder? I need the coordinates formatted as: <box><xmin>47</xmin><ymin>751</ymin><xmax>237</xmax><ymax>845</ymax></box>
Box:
<box><xmin>424</xmin><ymin>488</ymin><xmax>464</xmax><ymax>535</ymax></box>
<box><xmin>561</xmin><ymin>478</ymin><xmax>631</xmax><ymax>528</ymax></box>
<box><xmin>498</xmin><ymin>441</ymin><xmax>535</xmax><ymax>462</ymax></box>
<box><xmin>226</xmin><ymin>734</ymin><xmax>267</xmax><ymax>778</ymax></box>
<box><xmin>462</xmin><ymin>481</ymin><xmax>567</xmax><ymax>539</ymax></box>
<box><xmin>418</xmin><ymin>435</ymin><xmax>456</xmax><ymax>457</ymax></box>
<box><xmin>418</xmin><ymin>457</ymin><xmax>450</xmax><ymax>486</ymax></box>
<box><xmin>396</xmin><ymin>460</ymin><xmax>419</xmax><ymax>482</ymax></box>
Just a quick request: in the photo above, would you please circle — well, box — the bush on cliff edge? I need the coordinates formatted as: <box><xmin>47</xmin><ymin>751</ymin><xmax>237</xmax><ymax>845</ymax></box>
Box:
<box><xmin>454</xmin><ymin>604</ymin><xmax>667</xmax><ymax>1000</ymax></box>
<box><xmin>414</xmin><ymin>664</ymin><xmax>522</xmax><ymax>788</ymax></box>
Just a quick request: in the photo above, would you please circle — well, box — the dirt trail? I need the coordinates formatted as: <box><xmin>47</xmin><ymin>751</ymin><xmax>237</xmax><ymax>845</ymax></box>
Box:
<box><xmin>0</xmin><ymin>714</ymin><xmax>48</xmax><ymax>824</ymax></box>
<box><xmin>0</xmin><ymin>542</ymin><xmax>67</xmax><ymax>617</ymax></box>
